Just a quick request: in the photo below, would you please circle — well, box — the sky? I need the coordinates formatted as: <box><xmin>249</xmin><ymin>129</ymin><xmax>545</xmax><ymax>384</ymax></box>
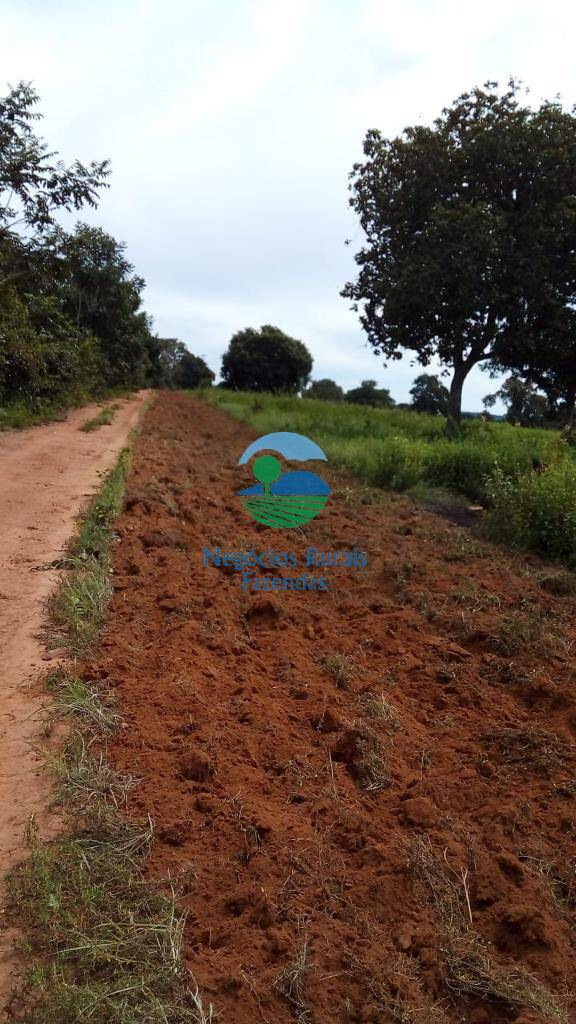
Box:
<box><xmin>1</xmin><ymin>0</ymin><xmax>576</xmax><ymax>410</ymax></box>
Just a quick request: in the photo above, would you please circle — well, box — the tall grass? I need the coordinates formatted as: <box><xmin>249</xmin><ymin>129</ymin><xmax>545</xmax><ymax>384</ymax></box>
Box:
<box><xmin>206</xmin><ymin>390</ymin><xmax>576</xmax><ymax>564</ymax></box>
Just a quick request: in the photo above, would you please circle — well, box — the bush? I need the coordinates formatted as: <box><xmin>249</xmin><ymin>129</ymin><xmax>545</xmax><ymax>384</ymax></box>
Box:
<box><xmin>486</xmin><ymin>464</ymin><xmax>576</xmax><ymax>563</ymax></box>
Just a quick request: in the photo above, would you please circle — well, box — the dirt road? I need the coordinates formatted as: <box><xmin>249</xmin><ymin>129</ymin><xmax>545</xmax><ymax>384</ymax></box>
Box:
<box><xmin>92</xmin><ymin>393</ymin><xmax>576</xmax><ymax>1023</ymax></box>
<box><xmin>0</xmin><ymin>392</ymin><xmax>149</xmax><ymax>995</ymax></box>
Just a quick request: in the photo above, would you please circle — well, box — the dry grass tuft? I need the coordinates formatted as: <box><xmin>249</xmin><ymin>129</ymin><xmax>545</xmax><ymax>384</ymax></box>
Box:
<box><xmin>408</xmin><ymin>835</ymin><xmax>569</xmax><ymax>1023</ymax></box>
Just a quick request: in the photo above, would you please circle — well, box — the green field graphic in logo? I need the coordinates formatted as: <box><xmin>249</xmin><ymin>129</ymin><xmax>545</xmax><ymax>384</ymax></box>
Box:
<box><xmin>237</xmin><ymin>432</ymin><xmax>330</xmax><ymax>528</ymax></box>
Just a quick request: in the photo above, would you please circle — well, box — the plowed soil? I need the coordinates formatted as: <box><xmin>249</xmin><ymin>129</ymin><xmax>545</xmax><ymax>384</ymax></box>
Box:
<box><xmin>89</xmin><ymin>392</ymin><xmax>576</xmax><ymax>1023</ymax></box>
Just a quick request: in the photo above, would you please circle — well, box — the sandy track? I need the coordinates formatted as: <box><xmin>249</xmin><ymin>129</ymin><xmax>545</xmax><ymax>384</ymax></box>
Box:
<box><xmin>0</xmin><ymin>392</ymin><xmax>149</xmax><ymax>998</ymax></box>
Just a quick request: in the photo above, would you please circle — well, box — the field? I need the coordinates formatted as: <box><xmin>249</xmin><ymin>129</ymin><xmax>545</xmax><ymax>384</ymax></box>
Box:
<box><xmin>12</xmin><ymin>391</ymin><xmax>576</xmax><ymax>1023</ymax></box>
<box><xmin>207</xmin><ymin>390</ymin><xmax>576</xmax><ymax>564</ymax></box>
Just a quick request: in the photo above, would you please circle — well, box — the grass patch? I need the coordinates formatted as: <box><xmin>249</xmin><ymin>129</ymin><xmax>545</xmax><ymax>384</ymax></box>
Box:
<box><xmin>7</xmin><ymin>436</ymin><xmax>217</xmax><ymax>1022</ymax></box>
<box><xmin>205</xmin><ymin>388</ymin><xmax>576</xmax><ymax>565</ymax></box>
<box><xmin>274</xmin><ymin>937</ymin><xmax>314</xmax><ymax>1023</ymax></box>
<box><xmin>0</xmin><ymin>389</ymin><xmax>131</xmax><ymax>431</ymax></box>
<box><xmin>357</xmin><ymin>691</ymin><xmax>402</xmax><ymax>731</ymax></box>
<box><xmin>48</xmin><ymin>448</ymin><xmax>130</xmax><ymax>655</ymax></box>
<box><xmin>318</xmin><ymin>652</ymin><xmax>355</xmax><ymax>689</ymax></box>
<box><xmin>409</xmin><ymin>835</ymin><xmax>568</xmax><ymax>1022</ymax></box>
<box><xmin>80</xmin><ymin>404</ymin><xmax>118</xmax><ymax>433</ymax></box>
<box><xmin>46</xmin><ymin>667</ymin><xmax>121</xmax><ymax>734</ymax></box>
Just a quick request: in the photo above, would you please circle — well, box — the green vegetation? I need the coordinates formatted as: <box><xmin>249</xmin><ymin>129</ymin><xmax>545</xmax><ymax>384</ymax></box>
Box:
<box><xmin>9</xmin><ymin>443</ymin><xmax>214</xmax><ymax>1022</ymax></box>
<box><xmin>0</xmin><ymin>82</ymin><xmax>203</xmax><ymax>424</ymax></box>
<box><xmin>80</xmin><ymin>404</ymin><xmax>117</xmax><ymax>432</ymax></box>
<box><xmin>221</xmin><ymin>324</ymin><xmax>312</xmax><ymax>393</ymax></box>
<box><xmin>48</xmin><ymin>449</ymin><xmax>130</xmax><ymax>653</ymax></box>
<box><xmin>343</xmin><ymin>80</ymin><xmax>576</xmax><ymax>429</ymax></box>
<box><xmin>208</xmin><ymin>389</ymin><xmax>576</xmax><ymax>564</ymax></box>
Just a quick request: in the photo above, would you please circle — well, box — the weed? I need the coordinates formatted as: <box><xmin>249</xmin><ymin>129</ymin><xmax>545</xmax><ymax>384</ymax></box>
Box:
<box><xmin>481</xmin><ymin>726</ymin><xmax>566</xmax><ymax>774</ymax></box>
<box><xmin>408</xmin><ymin>835</ymin><xmax>568</xmax><ymax>1022</ymax></box>
<box><xmin>332</xmin><ymin>725</ymin><xmax>391</xmax><ymax>791</ymax></box>
<box><xmin>318</xmin><ymin>652</ymin><xmax>355</xmax><ymax>689</ymax></box>
<box><xmin>80</xmin><ymin>405</ymin><xmax>116</xmax><ymax>432</ymax></box>
<box><xmin>488</xmin><ymin>606</ymin><xmax>567</xmax><ymax>658</ymax></box>
<box><xmin>357</xmin><ymin>691</ymin><xmax>402</xmax><ymax>731</ymax></box>
<box><xmin>518</xmin><ymin>850</ymin><xmax>576</xmax><ymax>908</ymax></box>
<box><xmin>46</xmin><ymin>667</ymin><xmax>120</xmax><ymax>733</ymax></box>
<box><xmin>47</xmin><ymin>449</ymin><xmax>130</xmax><ymax>654</ymax></box>
<box><xmin>207</xmin><ymin>389</ymin><xmax>576</xmax><ymax>565</ymax></box>
<box><xmin>537</xmin><ymin>569</ymin><xmax>576</xmax><ymax>597</ymax></box>
<box><xmin>274</xmin><ymin>937</ymin><xmax>314</xmax><ymax>1022</ymax></box>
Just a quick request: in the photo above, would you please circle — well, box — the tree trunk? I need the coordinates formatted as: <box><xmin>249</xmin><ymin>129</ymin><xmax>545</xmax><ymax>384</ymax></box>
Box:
<box><xmin>446</xmin><ymin>364</ymin><xmax>468</xmax><ymax>434</ymax></box>
<box><xmin>562</xmin><ymin>384</ymin><xmax>576</xmax><ymax>439</ymax></box>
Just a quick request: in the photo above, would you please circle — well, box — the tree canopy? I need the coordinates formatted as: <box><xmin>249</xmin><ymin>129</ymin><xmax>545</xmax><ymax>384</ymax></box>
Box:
<box><xmin>345</xmin><ymin>380</ymin><xmax>395</xmax><ymax>408</ymax></box>
<box><xmin>303</xmin><ymin>378</ymin><xmax>344</xmax><ymax>402</ymax></box>
<box><xmin>342</xmin><ymin>80</ymin><xmax>576</xmax><ymax>428</ymax></box>
<box><xmin>409</xmin><ymin>374</ymin><xmax>449</xmax><ymax>415</ymax></box>
<box><xmin>173</xmin><ymin>352</ymin><xmax>215</xmax><ymax>389</ymax></box>
<box><xmin>0</xmin><ymin>83</ymin><xmax>160</xmax><ymax>410</ymax></box>
<box><xmin>221</xmin><ymin>325</ymin><xmax>312</xmax><ymax>393</ymax></box>
<box><xmin>483</xmin><ymin>376</ymin><xmax>556</xmax><ymax>428</ymax></box>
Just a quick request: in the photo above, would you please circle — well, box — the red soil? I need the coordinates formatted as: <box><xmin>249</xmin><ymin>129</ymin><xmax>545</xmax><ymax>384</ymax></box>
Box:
<box><xmin>89</xmin><ymin>392</ymin><xmax>576</xmax><ymax>1023</ymax></box>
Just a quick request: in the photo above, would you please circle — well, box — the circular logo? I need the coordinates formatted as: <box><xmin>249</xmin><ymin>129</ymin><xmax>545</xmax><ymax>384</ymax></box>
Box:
<box><xmin>237</xmin><ymin>431</ymin><xmax>330</xmax><ymax>529</ymax></box>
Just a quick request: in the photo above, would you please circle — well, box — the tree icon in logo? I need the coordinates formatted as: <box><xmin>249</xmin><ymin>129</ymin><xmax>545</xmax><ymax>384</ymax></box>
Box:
<box><xmin>237</xmin><ymin>432</ymin><xmax>330</xmax><ymax>528</ymax></box>
<box><xmin>252</xmin><ymin>455</ymin><xmax>282</xmax><ymax>498</ymax></box>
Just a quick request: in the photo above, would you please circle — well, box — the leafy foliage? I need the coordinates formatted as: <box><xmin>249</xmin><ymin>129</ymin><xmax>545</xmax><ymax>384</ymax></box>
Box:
<box><xmin>303</xmin><ymin>378</ymin><xmax>344</xmax><ymax>401</ymax></box>
<box><xmin>173</xmin><ymin>351</ymin><xmax>215</xmax><ymax>389</ymax></box>
<box><xmin>345</xmin><ymin>379</ymin><xmax>395</xmax><ymax>407</ymax></box>
<box><xmin>0</xmin><ymin>82</ymin><xmax>110</xmax><ymax>235</ymax></box>
<box><xmin>410</xmin><ymin>374</ymin><xmax>449</xmax><ymax>415</ymax></box>
<box><xmin>208</xmin><ymin>389</ymin><xmax>576</xmax><ymax>562</ymax></box>
<box><xmin>221</xmin><ymin>325</ymin><xmax>312</xmax><ymax>393</ymax></box>
<box><xmin>484</xmin><ymin>376</ymin><xmax>556</xmax><ymax>427</ymax></box>
<box><xmin>343</xmin><ymin>80</ymin><xmax>576</xmax><ymax>426</ymax></box>
<box><xmin>0</xmin><ymin>84</ymin><xmax>161</xmax><ymax>415</ymax></box>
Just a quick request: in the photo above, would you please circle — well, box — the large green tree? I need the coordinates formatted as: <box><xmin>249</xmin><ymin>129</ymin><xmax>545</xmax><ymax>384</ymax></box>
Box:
<box><xmin>221</xmin><ymin>325</ymin><xmax>312</xmax><ymax>393</ymax></box>
<box><xmin>342</xmin><ymin>80</ymin><xmax>576</xmax><ymax>429</ymax></box>
<box><xmin>410</xmin><ymin>373</ymin><xmax>449</xmax><ymax>415</ymax></box>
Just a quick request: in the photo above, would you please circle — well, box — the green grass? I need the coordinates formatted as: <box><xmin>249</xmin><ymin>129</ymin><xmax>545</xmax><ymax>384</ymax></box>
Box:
<box><xmin>80</xmin><ymin>404</ymin><xmax>118</xmax><ymax>432</ymax></box>
<box><xmin>8</xmin><ymin>434</ymin><xmax>215</xmax><ymax>1023</ymax></box>
<box><xmin>205</xmin><ymin>389</ymin><xmax>576</xmax><ymax>564</ymax></box>
<box><xmin>0</xmin><ymin>389</ymin><xmax>132</xmax><ymax>431</ymax></box>
<box><xmin>48</xmin><ymin>448</ymin><xmax>130</xmax><ymax>654</ymax></box>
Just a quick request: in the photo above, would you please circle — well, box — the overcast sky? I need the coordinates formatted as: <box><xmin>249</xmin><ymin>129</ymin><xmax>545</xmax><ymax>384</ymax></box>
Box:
<box><xmin>2</xmin><ymin>0</ymin><xmax>576</xmax><ymax>410</ymax></box>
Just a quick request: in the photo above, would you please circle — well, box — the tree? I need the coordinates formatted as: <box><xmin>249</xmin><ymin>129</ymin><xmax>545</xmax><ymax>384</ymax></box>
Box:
<box><xmin>0</xmin><ymin>82</ymin><xmax>109</xmax><ymax>233</ymax></box>
<box><xmin>149</xmin><ymin>337</ymin><xmax>188</xmax><ymax>387</ymax></box>
<box><xmin>56</xmin><ymin>224</ymin><xmax>155</xmax><ymax>387</ymax></box>
<box><xmin>303</xmin><ymin>378</ymin><xmax>344</xmax><ymax>401</ymax></box>
<box><xmin>173</xmin><ymin>352</ymin><xmax>215</xmax><ymax>389</ymax></box>
<box><xmin>221</xmin><ymin>325</ymin><xmax>312</xmax><ymax>393</ymax></box>
<box><xmin>342</xmin><ymin>80</ymin><xmax>576</xmax><ymax>429</ymax></box>
<box><xmin>345</xmin><ymin>379</ymin><xmax>395</xmax><ymax>407</ymax></box>
<box><xmin>483</xmin><ymin>376</ymin><xmax>555</xmax><ymax>427</ymax></box>
<box><xmin>409</xmin><ymin>374</ymin><xmax>449</xmax><ymax>415</ymax></box>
